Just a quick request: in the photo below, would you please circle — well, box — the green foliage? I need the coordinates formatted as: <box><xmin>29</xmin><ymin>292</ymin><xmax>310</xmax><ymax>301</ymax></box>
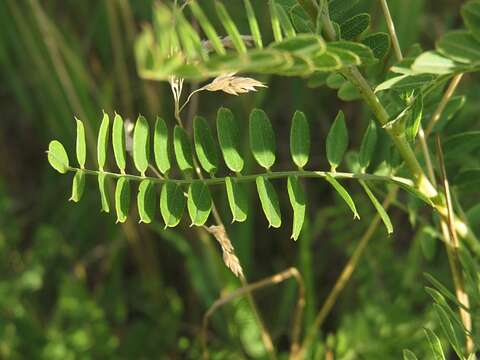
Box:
<box><xmin>217</xmin><ymin>107</ymin><xmax>244</xmax><ymax>173</ymax></box>
<box><xmin>97</xmin><ymin>112</ymin><xmax>110</xmax><ymax>172</ymax></box>
<box><xmin>154</xmin><ymin>117</ymin><xmax>171</xmax><ymax>175</ymax></box>
<box><xmin>48</xmin><ymin>140</ymin><xmax>69</xmax><ymax>174</ymax></box>
<box><xmin>256</xmin><ymin>176</ymin><xmax>282</xmax><ymax>228</ymax></box>
<box><xmin>326</xmin><ymin>110</ymin><xmax>348</xmax><ymax>172</ymax></box>
<box><xmin>112</xmin><ymin>113</ymin><xmax>127</xmax><ymax>173</ymax></box>
<box><xmin>194</xmin><ymin>116</ymin><xmax>219</xmax><ymax>174</ymax></box>
<box><xmin>290</xmin><ymin>111</ymin><xmax>310</xmax><ymax>169</ymax></box>
<box><xmin>187</xmin><ymin>182</ymin><xmax>212</xmax><ymax>226</ymax></box>
<box><xmin>133</xmin><ymin>115</ymin><xmax>150</xmax><ymax>177</ymax></box>
<box><xmin>249</xmin><ymin>108</ymin><xmax>276</xmax><ymax>170</ymax></box>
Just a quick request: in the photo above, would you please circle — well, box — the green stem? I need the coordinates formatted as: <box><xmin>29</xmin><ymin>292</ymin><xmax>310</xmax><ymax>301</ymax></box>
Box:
<box><xmin>63</xmin><ymin>166</ymin><xmax>415</xmax><ymax>188</ymax></box>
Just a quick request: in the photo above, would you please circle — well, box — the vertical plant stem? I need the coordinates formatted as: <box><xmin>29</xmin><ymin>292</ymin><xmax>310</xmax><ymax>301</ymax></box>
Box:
<box><xmin>380</xmin><ymin>0</ymin><xmax>403</xmax><ymax>61</ymax></box>
<box><xmin>435</xmin><ymin>137</ymin><xmax>473</xmax><ymax>354</ymax></box>
<box><xmin>296</xmin><ymin>189</ymin><xmax>398</xmax><ymax>358</ymax></box>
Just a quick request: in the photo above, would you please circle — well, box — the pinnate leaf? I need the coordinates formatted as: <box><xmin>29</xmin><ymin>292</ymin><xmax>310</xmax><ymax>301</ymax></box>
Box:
<box><xmin>217</xmin><ymin>107</ymin><xmax>244</xmax><ymax>173</ymax></box>
<box><xmin>160</xmin><ymin>182</ymin><xmax>185</xmax><ymax>228</ymax></box>
<box><xmin>97</xmin><ymin>111</ymin><xmax>109</xmax><ymax>171</ymax></box>
<box><xmin>133</xmin><ymin>115</ymin><xmax>150</xmax><ymax>176</ymax></box>
<box><xmin>256</xmin><ymin>176</ymin><xmax>281</xmax><ymax>228</ymax></box>
<box><xmin>188</xmin><ymin>182</ymin><xmax>212</xmax><ymax>226</ymax></box>
<box><xmin>115</xmin><ymin>177</ymin><xmax>130</xmax><ymax>223</ymax></box>
<box><xmin>250</xmin><ymin>109</ymin><xmax>276</xmax><ymax>169</ymax></box>
<box><xmin>137</xmin><ymin>180</ymin><xmax>155</xmax><ymax>224</ymax></box>
<box><xmin>174</xmin><ymin>126</ymin><xmax>194</xmax><ymax>174</ymax></box>
<box><xmin>290</xmin><ymin>111</ymin><xmax>310</xmax><ymax>169</ymax></box>
<box><xmin>194</xmin><ymin>116</ymin><xmax>219</xmax><ymax>174</ymax></box>
<box><xmin>48</xmin><ymin>140</ymin><xmax>69</xmax><ymax>174</ymax></box>
<box><xmin>326</xmin><ymin>110</ymin><xmax>348</xmax><ymax>172</ymax></box>
<box><xmin>225</xmin><ymin>177</ymin><xmax>248</xmax><ymax>223</ymax></box>
<box><xmin>154</xmin><ymin>117</ymin><xmax>171</xmax><ymax>175</ymax></box>
<box><xmin>287</xmin><ymin>176</ymin><xmax>305</xmax><ymax>240</ymax></box>
<box><xmin>75</xmin><ymin>119</ymin><xmax>86</xmax><ymax>168</ymax></box>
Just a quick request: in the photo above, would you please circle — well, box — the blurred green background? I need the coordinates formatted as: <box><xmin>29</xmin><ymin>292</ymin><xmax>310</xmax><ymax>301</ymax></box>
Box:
<box><xmin>1</xmin><ymin>0</ymin><xmax>478</xmax><ymax>358</ymax></box>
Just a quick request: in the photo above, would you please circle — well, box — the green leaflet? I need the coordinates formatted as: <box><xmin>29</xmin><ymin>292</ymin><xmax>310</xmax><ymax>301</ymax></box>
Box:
<box><xmin>174</xmin><ymin>126</ymin><xmax>194</xmax><ymax>174</ymax></box>
<box><xmin>374</xmin><ymin>74</ymin><xmax>435</xmax><ymax>93</ymax></box>
<box><xmin>411</xmin><ymin>51</ymin><xmax>458</xmax><ymax>75</ymax></box>
<box><xmin>290</xmin><ymin>111</ymin><xmax>310</xmax><ymax>169</ymax></box>
<box><xmin>225</xmin><ymin>177</ymin><xmax>248</xmax><ymax>223</ymax></box>
<box><xmin>433</xmin><ymin>304</ymin><xmax>464</xmax><ymax>358</ymax></box>
<box><xmin>423</xmin><ymin>328</ymin><xmax>446</xmax><ymax>360</ymax></box>
<box><xmin>437</xmin><ymin>30</ymin><xmax>480</xmax><ymax>64</ymax></box>
<box><xmin>97</xmin><ymin>172</ymin><xmax>110</xmax><ymax>213</ymax></box>
<box><xmin>329</xmin><ymin>0</ymin><xmax>359</xmax><ymax>22</ymax></box>
<box><xmin>188</xmin><ymin>2</ymin><xmax>225</xmax><ymax>55</ymax></box>
<box><xmin>160</xmin><ymin>182</ymin><xmax>185</xmax><ymax>228</ymax></box>
<box><xmin>112</xmin><ymin>113</ymin><xmax>126</xmax><ymax>173</ymax></box>
<box><xmin>137</xmin><ymin>180</ymin><xmax>155</xmax><ymax>224</ymax></box>
<box><xmin>48</xmin><ymin>140</ymin><xmax>69</xmax><ymax>174</ymax></box>
<box><xmin>360</xmin><ymin>181</ymin><xmax>393</xmax><ymax>234</ymax></box>
<box><xmin>97</xmin><ymin>111</ymin><xmax>109</xmax><ymax>171</ymax></box>
<box><xmin>326</xmin><ymin>110</ymin><xmax>348</xmax><ymax>172</ymax></box>
<box><xmin>325</xmin><ymin>174</ymin><xmax>359</xmax><ymax>219</ymax></box>
<box><xmin>69</xmin><ymin>170</ymin><xmax>85</xmax><ymax>203</ymax></box>
<box><xmin>269</xmin><ymin>0</ymin><xmax>283</xmax><ymax>42</ymax></box>
<box><xmin>256</xmin><ymin>176</ymin><xmax>281</xmax><ymax>228</ymax></box>
<box><xmin>340</xmin><ymin>13</ymin><xmax>370</xmax><ymax>40</ymax></box>
<box><xmin>405</xmin><ymin>93</ymin><xmax>423</xmax><ymax>142</ymax></box>
<box><xmin>243</xmin><ymin>0</ymin><xmax>263</xmax><ymax>48</ymax></box>
<box><xmin>359</xmin><ymin>121</ymin><xmax>377</xmax><ymax>171</ymax></box>
<box><xmin>115</xmin><ymin>177</ymin><xmax>130</xmax><ymax>223</ymax></box>
<box><xmin>75</xmin><ymin>119</ymin><xmax>86</xmax><ymax>168</ymax></box>
<box><xmin>362</xmin><ymin>32</ymin><xmax>390</xmax><ymax>59</ymax></box>
<box><xmin>402</xmin><ymin>350</ymin><xmax>418</xmax><ymax>360</ymax></box>
<box><xmin>287</xmin><ymin>176</ymin><xmax>305</xmax><ymax>240</ymax></box>
<box><xmin>249</xmin><ymin>109</ymin><xmax>276</xmax><ymax>170</ymax></box>
<box><xmin>337</xmin><ymin>81</ymin><xmax>360</xmax><ymax>101</ymax></box>
<box><xmin>194</xmin><ymin>116</ymin><xmax>219</xmax><ymax>174</ymax></box>
<box><xmin>462</xmin><ymin>0</ymin><xmax>480</xmax><ymax>41</ymax></box>
<box><xmin>133</xmin><ymin>115</ymin><xmax>150</xmax><ymax>176</ymax></box>
<box><xmin>326</xmin><ymin>73</ymin><xmax>345</xmax><ymax>89</ymax></box>
<box><xmin>187</xmin><ymin>182</ymin><xmax>212</xmax><ymax>226</ymax></box>
<box><xmin>328</xmin><ymin>41</ymin><xmax>377</xmax><ymax>65</ymax></box>
<box><xmin>215</xmin><ymin>2</ymin><xmax>247</xmax><ymax>54</ymax></box>
<box><xmin>217</xmin><ymin>107</ymin><xmax>244</xmax><ymax>173</ymax></box>
<box><xmin>276</xmin><ymin>3</ymin><xmax>296</xmax><ymax>38</ymax></box>
<box><xmin>154</xmin><ymin>117</ymin><xmax>171</xmax><ymax>175</ymax></box>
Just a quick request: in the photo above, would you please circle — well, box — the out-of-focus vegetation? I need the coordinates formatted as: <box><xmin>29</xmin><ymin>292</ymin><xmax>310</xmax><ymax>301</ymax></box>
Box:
<box><xmin>1</xmin><ymin>0</ymin><xmax>479</xmax><ymax>359</ymax></box>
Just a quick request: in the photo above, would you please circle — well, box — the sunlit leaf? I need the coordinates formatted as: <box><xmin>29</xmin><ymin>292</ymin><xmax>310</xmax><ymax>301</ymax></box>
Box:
<box><xmin>160</xmin><ymin>182</ymin><xmax>185</xmax><ymax>228</ymax></box>
<box><xmin>112</xmin><ymin>113</ymin><xmax>126</xmax><ymax>173</ymax></box>
<box><xmin>187</xmin><ymin>182</ymin><xmax>212</xmax><ymax>226</ymax></box>
<box><xmin>97</xmin><ymin>111</ymin><xmax>110</xmax><ymax>171</ymax></box>
<box><xmin>360</xmin><ymin>181</ymin><xmax>393</xmax><ymax>234</ymax></box>
<box><xmin>225</xmin><ymin>177</ymin><xmax>248</xmax><ymax>223</ymax></box>
<box><xmin>217</xmin><ymin>108</ymin><xmax>244</xmax><ymax>173</ymax></box>
<box><xmin>48</xmin><ymin>140</ymin><xmax>69</xmax><ymax>174</ymax></box>
<box><xmin>154</xmin><ymin>117</ymin><xmax>171</xmax><ymax>175</ymax></box>
<box><xmin>137</xmin><ymin>180</ymin><xmax>156</xmax><ymax>224</ymax></box>
<box><xmin>256</xmin><ymin>176</ymin><xmax>281</xmax><ymax>228</ymax></box>
<box><xmin>411</xmin><ymin>51</ymin><xmax>459</xmax><ymax>75</ymax></box>
<box><xmin>115</xmin><ymin>177</ymin><xmax>130</xmax><ymax>223</ymax></box>
<box><xmin>359</xmin><ymin>121</ymin><xmax>377</xmax><ymax>171</ymax></box>
<box><xmin>75</xmin><ymin>119</ymin><xmax>86</xmax><ymax>168</ymax></box>
<box><xmin>133</xmin><ymin>115</ymin><xmax>150</xmax><ymax>176</ymax></box>
<box><xmin>287</xmin><ymin>176</ymin><xmax>305</xmax><ymax>240</ymax></box>
<box><xmin>98</xmin><ymin>172</ymin><xmax>110</xmax><ymax>213</ymax></box>
<box><xmin>325</xmin><ymin>174</ymin><xmax>359</xmax><ymax>219</ymax></box>
<box><xmin>250</xmin><ymin>109</ymin><xmax>276</xmax><ymax>170</ymax></box>
<box><xmin>69</xmin><ymin>170</ymin><xmax>85</xmax><ymax>203</ymax></box>
<box><xmin>290</xmin><ymin>111</ymin><xmax>310</xmax><ymax>169</ymax></box>
<box><xmin>326</xmin><ymin>110</ymin><xmax>348</xmax><ymax>172</ymax></box>
<box><xmin>174</xmin><ymin>126</ymin><xmax>194</xmax><ymax>174</ymax></box>
<box><xmin>194</xmin><ymin>116</ymin><xmax>219</xmax><ymax>174</ymax></box>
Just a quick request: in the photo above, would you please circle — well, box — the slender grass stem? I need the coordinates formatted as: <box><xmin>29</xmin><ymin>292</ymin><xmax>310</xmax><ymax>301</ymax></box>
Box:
<box><xmin>380</xmin><ymin>0</ymin><xmax>403</xmax><ymax>62</ymax></box>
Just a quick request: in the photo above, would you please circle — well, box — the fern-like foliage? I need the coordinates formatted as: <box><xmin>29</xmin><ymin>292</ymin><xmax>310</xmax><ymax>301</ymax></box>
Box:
<box><xmin>135</xmin><ymin>0</ymin><xmax>383</xmax><ymax>81</ymax></box>
<box><xmin>47</xmin><ymin>108</ymin><xmax>429</xmax><ymax>239</ymax></box>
